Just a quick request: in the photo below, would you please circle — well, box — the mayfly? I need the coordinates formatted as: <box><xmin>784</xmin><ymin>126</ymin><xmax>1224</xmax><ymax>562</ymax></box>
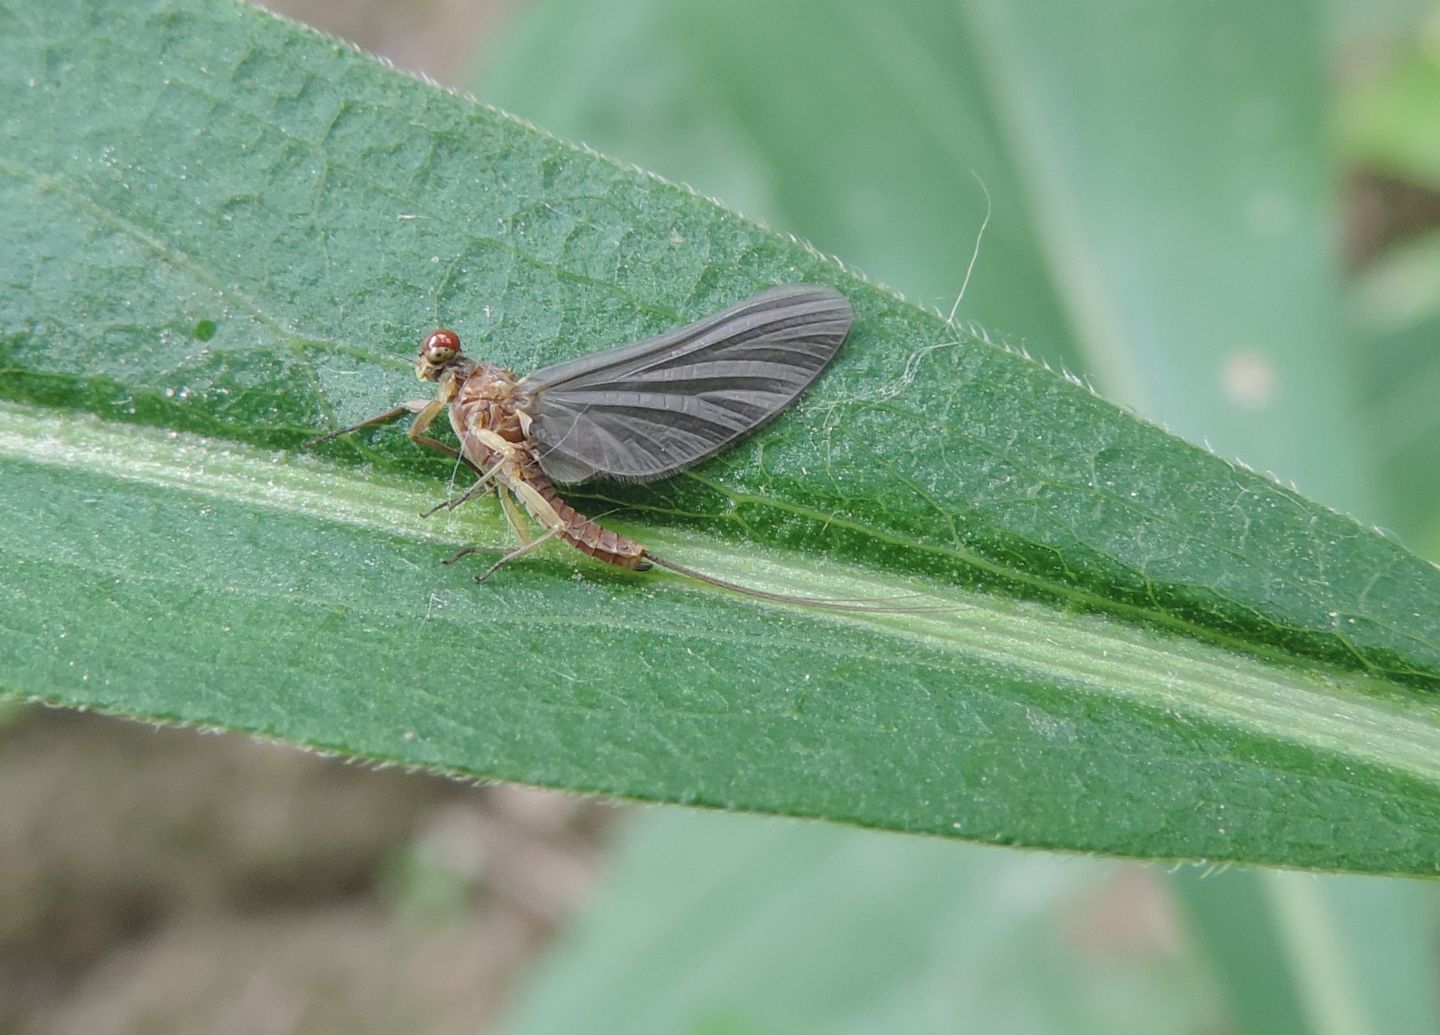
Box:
<box><xmin>308</xmin><ymin>284</ymin><xmax>871</xmax><ymax>607</ymax></box>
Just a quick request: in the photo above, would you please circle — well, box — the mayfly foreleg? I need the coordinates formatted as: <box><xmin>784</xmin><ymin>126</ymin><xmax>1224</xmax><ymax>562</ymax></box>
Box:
<box><xmin>403</xmin><ymin>397</ymin><xmax>461</xmax><ymax>459</ymax></box>
<box><xmin>306</xmin><ymin>396</ymin><xmax>462</xmax><ymax>461</ymax></box>
<box><xmin>304</xmin><ymin>399</ymin><xmax>428</xmax><ymax>447</ymax></box>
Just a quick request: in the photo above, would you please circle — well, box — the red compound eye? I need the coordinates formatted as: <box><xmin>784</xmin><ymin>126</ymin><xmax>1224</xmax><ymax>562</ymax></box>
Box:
<box><xmin>422</xmin><ymin>328</ymin><xmax>461</xmax><ymax>362</ymax></box>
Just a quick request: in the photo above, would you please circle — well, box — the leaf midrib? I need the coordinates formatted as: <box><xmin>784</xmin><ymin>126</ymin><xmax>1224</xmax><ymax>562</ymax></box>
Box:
<box><xmin>6</xmin><ymin>398</ymin><xmax>1439</xmax><ymax>788</ymax></box>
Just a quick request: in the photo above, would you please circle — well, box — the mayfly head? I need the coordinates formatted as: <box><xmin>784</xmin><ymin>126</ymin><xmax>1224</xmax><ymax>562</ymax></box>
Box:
<box><xmin>415</xmin><ymin>328</ymin><xmax>469</xmax><ymax>382</ymax></box>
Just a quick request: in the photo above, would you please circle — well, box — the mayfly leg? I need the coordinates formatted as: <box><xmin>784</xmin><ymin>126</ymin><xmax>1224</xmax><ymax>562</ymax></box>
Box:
<box><xmin>419</xmin><ymin>457</ymin><xmax>507</xmax><ymax>518</ymax></box>
<box><xmin>304</xmin><ymin>400</ymin><xmax>424</xmax><ymax>446</ymax></box>
<box><xmin>463</xmin><ymin>428</ymin><xmax>569</xmax><ymax>544</ymax></box>
<box><xmin>309</xmin><ymin>394</ymin><xmax>495</xmax><ymax>507</ymax></box>
<box><xmin>305</xmin><ymin>397</ymin><xmax>461</xmax><ymax>461</ymax></box>
<box><xmin>497</xmin><ymin>485</ymin><xmax>533</xmax><ymax>545</ymax></box>
<box><xmin>442</xmin><ymin>495</ymin><xmax>561</xmax><ymax>581</ymax></box>
<box><xmin>473</xmin><ymin>525</ymin><xmax>565</xmax><ymax>583</ymax></box>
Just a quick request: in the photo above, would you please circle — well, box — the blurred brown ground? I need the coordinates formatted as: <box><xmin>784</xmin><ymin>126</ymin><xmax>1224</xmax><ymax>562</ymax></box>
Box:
<box><xmin>0</xmin><ymin>707</ymin><xmax>612</xmax><ymax>1034</ymax></box>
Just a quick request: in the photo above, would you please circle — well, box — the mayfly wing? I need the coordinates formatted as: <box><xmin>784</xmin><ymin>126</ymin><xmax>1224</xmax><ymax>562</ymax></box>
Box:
<box><xmin>517</xmin><ymin>284</ymin><xmax>854</xmax><ymax>484</ymax></box>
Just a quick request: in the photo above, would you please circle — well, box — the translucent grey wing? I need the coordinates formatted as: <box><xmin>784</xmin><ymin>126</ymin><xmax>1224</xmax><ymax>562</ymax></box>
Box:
<box><xmin>518</xmin><ymin>284</ymin><xmax>854</xmax><ymax>484</ymax></box>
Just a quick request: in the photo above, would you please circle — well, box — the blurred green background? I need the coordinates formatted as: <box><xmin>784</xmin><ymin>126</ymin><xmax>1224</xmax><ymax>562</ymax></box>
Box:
<box><xmin>6</xmin><ymin>0</ymin><xmax>1440</xmax><ymax>1031</ymax></box>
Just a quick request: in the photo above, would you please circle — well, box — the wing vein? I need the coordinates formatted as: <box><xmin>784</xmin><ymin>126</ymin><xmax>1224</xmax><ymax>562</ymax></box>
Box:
<box><xmin>521</xmin><ymin>285</ymin><xmax>854</xmax><ymax>484</ymax></box>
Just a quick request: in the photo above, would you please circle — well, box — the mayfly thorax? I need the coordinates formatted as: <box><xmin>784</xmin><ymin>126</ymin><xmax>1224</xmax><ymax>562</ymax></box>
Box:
<box><xmin>307</xmin><ymin>284</ymin><xmax>866</xmax><ymax>607</ymax></box>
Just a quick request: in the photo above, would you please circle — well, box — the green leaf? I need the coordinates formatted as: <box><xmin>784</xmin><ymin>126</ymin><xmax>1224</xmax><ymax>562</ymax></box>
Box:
<box><xmin>496</xmin><ymin>811</ymin><xmax>1223</xmax><ymax>1035</ymax></box>
<box><xmin>4</xmin><ymin>0</ymin><xmax>1440</xmax><ymax>875</ymax></box>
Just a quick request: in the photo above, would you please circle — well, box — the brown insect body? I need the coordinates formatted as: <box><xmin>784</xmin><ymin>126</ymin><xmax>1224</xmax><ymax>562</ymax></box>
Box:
<box><xmin>440</xmin><ymin>357</ymin><xmax>652</xmax><ymax>571</ymax></box>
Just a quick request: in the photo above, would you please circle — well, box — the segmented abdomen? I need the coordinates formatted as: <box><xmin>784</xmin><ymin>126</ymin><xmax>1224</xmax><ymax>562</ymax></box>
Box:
<box><xmin>517</xmin><ymin>452</ymin><xmax>652</xmax><ymax>571</ymax></box>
